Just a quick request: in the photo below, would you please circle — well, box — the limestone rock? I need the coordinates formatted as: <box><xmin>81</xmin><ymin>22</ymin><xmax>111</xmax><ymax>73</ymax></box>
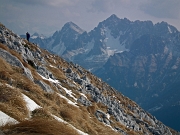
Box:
<box><xmin>35</xmin><ymin>80</ymin><xmax>53</xmax><ymax>93</ymax></box>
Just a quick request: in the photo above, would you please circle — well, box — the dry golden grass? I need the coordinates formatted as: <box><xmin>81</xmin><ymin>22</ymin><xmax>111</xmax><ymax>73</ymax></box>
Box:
<box><xmin>0</xmin><ymin>37</ymin><xmax>149</xmax><ymax>135</ymax></box>
<box><xmin>0</xmin><ymin>55</ymin><xmax>14</xmax><ymax>75</ymax></box>
<box><xmin>0</xmin><ymin>43</ymin><xmax>9</xmax><ymax>51</ymax></box>
<box><xmin>31</xmin><ymin>108</ymin><xmax>53</xmax><ymax>120</ymax></box>
<box><xmin>0</xmin><ymin>43</ymin><xmax>29</xmax><ymax>69</ymax></box>
<box><xmin>126</xmin><ymin>130</ymin><xmax>139</xmax><ymax>135</ymax></box>
<box><xmin>87</xmin><ymin>103</ymin><xmax>97</xmax><ymax>115</ymax></box>
<box><xmin>0</xmin><ymin>84</ymin><xmax>29</xmax><ymax>121</ymax></box>
<box><xmin>1</xmin><ymin>118</ymin><xmax>79</xmax><ymax>135</ymax></box>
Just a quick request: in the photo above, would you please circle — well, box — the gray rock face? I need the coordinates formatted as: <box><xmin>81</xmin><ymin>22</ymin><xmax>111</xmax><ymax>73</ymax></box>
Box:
<box><xmin>23</xmin><ymin>67</ymin><xmax>34</xmax><ymax>81</ymax></box>
<box><xmin>35</xmin><ymin>80</ymin><xmax>53</xmax><ymax>93</ymax></box>
<box><xmin>37</xmin><ymin>66</ymin><xmax>55</xmax><ymax>80</ymax></box>
<box><xmin>66</xmin><ymin>68</ymin><xmax>72</xmax><ymax>73</ymax></box>
<box><xmin>64</xmin><ymin>64</ymin><xmax>174</xmax><ymax>134</ymax></box>
<box><xmin>95</xmin><ymin>110</ymin><xmax>110</xmax><ymax>125</ymax></box>
<box><xmin>77</xmin><ymin>96</ymin><xmax>91</xmax><ymax>106</ymax></box>
<box><xmin>0</xmin><ymin>48</ymin><xmax>24</xmax><ymax>68</ymax></box>
<box><xmin>114</xmin><ymin>127</ymin><xmax>127</xmax><ymax>135</ymax></box>
<box><xmin>0</xmin><ymin>48</ymin><xmax>34</xmax><ymax>81</ymax></box>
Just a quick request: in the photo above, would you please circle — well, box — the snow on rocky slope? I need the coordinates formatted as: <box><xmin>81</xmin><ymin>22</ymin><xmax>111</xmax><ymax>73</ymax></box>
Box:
<box><xmin>0</xmin><ymin>23</ymin><xmax>180</xmax><ymax>135</ymax></box>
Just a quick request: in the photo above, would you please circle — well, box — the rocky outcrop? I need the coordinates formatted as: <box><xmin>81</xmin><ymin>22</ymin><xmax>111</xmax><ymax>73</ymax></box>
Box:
<box><xmin>35</xmin><ymin>80</ymin><xmax>53</xmax><ymax>93</ymax></box>
<box><xmin>0</xmin><ymin>48</ymin><xmax>34</xmax><ymax>81</ymax></box>
<box><xmin>37</xmin><ymin>66</ymin><xmax>55</xmax><ymax>80</ymax></box>
<box><xmin>77</xmin><ymin>96</ymin><xmax>91</xmax><ymax>106</ymax></box>
<box><xmin>65</xmin><ymin>65</ymin><xmax>174</xmax><ymax>134</ymax></box>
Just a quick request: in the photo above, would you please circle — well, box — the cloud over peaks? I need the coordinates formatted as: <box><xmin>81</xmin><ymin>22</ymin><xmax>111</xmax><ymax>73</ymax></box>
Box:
<box><xmin>140</xmin><ymin>0</ymin><xmax>180</xmax><ymax>19</ymax></box>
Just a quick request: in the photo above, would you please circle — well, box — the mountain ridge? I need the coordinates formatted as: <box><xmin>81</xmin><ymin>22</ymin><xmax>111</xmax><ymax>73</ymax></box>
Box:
<box><xmin>1</xmin><ymin>22</ymin><xmax>180</xmax><ymax>134</ymax></box>
<box><xmin>27</xmin><ymin>14</ymin><xmax>180</xmax><ymax>131</ymax></box>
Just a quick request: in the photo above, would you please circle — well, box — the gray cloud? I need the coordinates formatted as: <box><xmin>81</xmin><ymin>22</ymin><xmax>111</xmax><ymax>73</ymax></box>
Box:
<box><xmin>89</xmin><ymin>0</ymin><xmax>117</xmax><ymax>12</ymax></box>
<box><xmin>140</xmin><ymin>0</ymin><xmax>180</xmax><ymax>19</ymax></box>
<box><xmin>88</xmin><ymin>0</ymin><xmax>134</xmax><ymax>13</ymax></box>
<box><xmin>0</xmin><ymin>0</ymin><xmax>180</xmax><ymax>35</ymax></box>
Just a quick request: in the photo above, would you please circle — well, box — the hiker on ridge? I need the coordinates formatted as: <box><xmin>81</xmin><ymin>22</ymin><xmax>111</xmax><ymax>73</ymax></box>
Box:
<box><xmin>26</xmin><ymin>32</ymin><xmax>30</xmax><ymax>42</ymax></box>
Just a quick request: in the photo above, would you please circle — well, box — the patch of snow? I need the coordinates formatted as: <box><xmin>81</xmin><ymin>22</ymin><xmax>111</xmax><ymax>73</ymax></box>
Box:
<box><xmin>69</xmin><ymin>23</ymin><xmax>84</xmax><ymax>34</ymax></box>
<box><xmin>46</xmin><ymin>39</ymin><xmax>55</xmax><ymax>49</ymax></box>
<box><xmin>80</xmin><ymin>93</ymin><xmax>88</xmax><ymax>99</ymax></box>
<box><xmin>22</xmin><ymin>94</ymin><xmax>41</xmax><ymax>112</ymax></box>
<box><xmin>106</xmin><ymin>113</ymin><xmax>110</xmax><ymax>119</ymax></box>
<box><xmin>31</xmin><ymin>36</ymin><xmax>38</xmax><ymax>39</ymax></box>
<box><xmin>84</xmin><ymin>39</ymin><xmax>94</xmax><ymax>54</ymax></box>
<box><xmin>85</xmin><ymin>54</ymin><xmax>109</xmax><ymax>61</ymax></box>
<box><xmin>38</xmin><ymin>73</ymin><xmax>59</xmax><ymax>84</ymax></box>
<box><xmin>103</xmin><ymin>122</ymin><xmax>117</xmax><ymax>132</ymax></box>
<box><xmin>107</xmin><ymin>49</ymin><xmax>115</xmax><ymax>56</ymax></box>
<box><xmin>0</xmin><ymin>111</ymin><xmax>18</xmax><ymax>126</ymax></box>
<box><xmin>58</xmin><ymin>85</ymin><xmax>77</xmax><ymax>101</ymax></box>
<box><xmin>172</xmin><ymin>65</ymin><xmax>178</xmax><ymax>70</ymax></box>
<box><xmin>152</xmin><ymin>94</ymin><xmax>159</xmax><ymax>97</ymax></box>
<box><xmin>39</xmin><ymin>73</ymin><xmax>78</xmax><ymax>106</ymax></box>
<box><xmin>168</xmin><ymin>26</ymin><xmax>172</xmax><ymax>33</ymax></box>
<box><xmin>104</xmin><ymin>27</ymin><xmax>128</xmax><ymax>55</ymax></box>
<box><xmin>57</xmin><ymin>93</ymin><xmax>78</xmax><ymax>107</ymax></box>
<box><xmin>134</xmin><ymin>82</ymin><xmax>137</xmax><ymax>87</ymax></box>
<box><xmin>148</xmin><ymin>104</ymin><xmax>163</xmax><ymax>112</ymax></box>
<box><xmin>50</xmin><ymin>65</ymin><xmax>57</xmax><ymax>68</ymax></box>
<box><xmin>52</xmin><ymin>114</ymin><xmax>88</xmax><ymax>135</ymax></box>
<box><xmin>52</xmin><ymin>41</ymin><xmax>66</xmax><ymax>55</ymax></box>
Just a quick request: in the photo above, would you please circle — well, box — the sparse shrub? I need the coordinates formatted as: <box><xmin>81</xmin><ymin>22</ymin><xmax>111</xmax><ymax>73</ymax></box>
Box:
<box><xmin>0</xmin><ymin>71</ymin><xmax>11</xmax><ymax>81</ymax></box>
<box><xmin>87</xmin><ymin>104</ymin><xmax>97</xmax><ymax>114</ymax></box>
<box><xmin>96</xmin><ymin>102</ymin><xmax>107</xmax><ymax>112</ymax></box>
<box><xmin>32</xmin><ymin>108</ymin><xmax>52</xmax><ymax>119</ymax></box>
<box><xmin>60</xmin><ymin>108</ymin><xmax>76</xmax><ymax>122</ymax></box>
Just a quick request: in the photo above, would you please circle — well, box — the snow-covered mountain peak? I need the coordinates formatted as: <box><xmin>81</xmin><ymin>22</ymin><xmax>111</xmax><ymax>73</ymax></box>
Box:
<box><xmin>31</xmin><ymin>32</ymin><xmax>46</xmax><ymax>39</ymax></box>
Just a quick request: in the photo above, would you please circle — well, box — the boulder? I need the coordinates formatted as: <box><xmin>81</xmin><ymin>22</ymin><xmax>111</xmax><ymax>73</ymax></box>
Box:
<box><xmin>35</xmin><ymin>80</ymin><xmax>53</xmax><ymax>93</ymax></box>
<box><xmin>37</xmin><ymin>66</ymin><xmax>55</xmax><ymax>80</ymax></box>
<box><xmin>0</xmin><ymin>48</ymin><xmax>24</xmax><ymax>68</ymax></box>
<box><xmin>0</xmin><ymin>48</ymin><xmax>34</xmax><ymax>81</ymax></box>
<box><xmin>66</xmin><ymin>68</ymin><xmax>72</xmax><ymax>73</ymax></box>
<box><xmin>24</xmin><ymin>67</ymin><xmax>34</xmax><ymax>81</ymax></box>
<box><xmin>77</xmin><ymin>96</ymin><xmax>91</xmax><ymax>106</ymax></box>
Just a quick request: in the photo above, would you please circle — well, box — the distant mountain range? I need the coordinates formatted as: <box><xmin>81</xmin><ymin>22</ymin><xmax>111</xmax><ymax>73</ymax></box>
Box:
<box><xmin>21</xmin><ymin>14</ymin><xmax>180</xmax><ymax>131</ymax></box>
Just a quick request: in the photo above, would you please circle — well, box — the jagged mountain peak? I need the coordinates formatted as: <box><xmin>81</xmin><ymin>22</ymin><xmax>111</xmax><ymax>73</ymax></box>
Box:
<box><xmin>62</xmin><ymin>21</ymin><xmax>85</xmax><ymax>34</ymax></box>
<box><xmin>107</xmin><ymin>14</ymin><xmax>119</xmax><ymax>20</ymax></box>
<box><xmin>1</xmin><ymin>23</ymin><xmax>179</xmax><ymax>134</ymax></box>
<box><xmin>154</xmin><ymin>21</ymin><xmax>179</xmax><ymax>34</ymax></box>
<box><xmin>102</xmin><ymin>14</ymin><xmax>131</xmax><ymax>27</ymax></box>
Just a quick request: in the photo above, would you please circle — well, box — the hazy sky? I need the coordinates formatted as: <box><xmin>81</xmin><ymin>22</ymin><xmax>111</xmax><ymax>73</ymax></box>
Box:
<box><xmin>1</xmin><ymin>0</ymin><xmax>180</xmax><ymax>36</ymax></box>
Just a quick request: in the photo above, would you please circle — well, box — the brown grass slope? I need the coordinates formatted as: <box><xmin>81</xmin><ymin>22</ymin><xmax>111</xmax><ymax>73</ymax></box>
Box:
<box><xmin>0</xmin><ymin>23</ymin><xmax>122</xmax><ymax>134</ymax></box>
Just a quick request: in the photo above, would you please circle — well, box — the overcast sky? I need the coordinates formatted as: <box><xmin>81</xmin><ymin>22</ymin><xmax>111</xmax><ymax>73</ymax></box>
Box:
<box><xmin>0</xmin><ymin>0</ymin><xmax>180</xmax><ymax>36</ymax></box>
